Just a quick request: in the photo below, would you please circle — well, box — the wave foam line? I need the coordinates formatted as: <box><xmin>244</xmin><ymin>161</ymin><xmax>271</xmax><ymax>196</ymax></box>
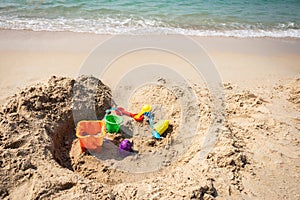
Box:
<box><xmin>1</xmin><ymin>16</ymin><xmax>300</xmax><ymax>38</ymax></box>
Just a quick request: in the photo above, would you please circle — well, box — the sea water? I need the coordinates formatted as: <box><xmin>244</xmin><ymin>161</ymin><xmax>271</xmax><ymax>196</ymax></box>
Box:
<box><xmin>0</xmin><ymin>0</ymin><xmax>299</xmax><ymax>37</ymax></box>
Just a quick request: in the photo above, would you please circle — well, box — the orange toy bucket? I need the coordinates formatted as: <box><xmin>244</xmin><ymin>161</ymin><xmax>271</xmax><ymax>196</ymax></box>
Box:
<box><xmin>76</xmin><ymin>120</ymin><xmax>106</xmax><ymax>152</ymax></box>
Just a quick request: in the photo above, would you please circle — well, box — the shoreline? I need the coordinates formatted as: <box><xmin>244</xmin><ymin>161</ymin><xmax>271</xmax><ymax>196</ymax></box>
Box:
<box><xmin>1</xmin><ymin>26</ymin><xmax>300</xmax><ymax>39</ymax></box>
<box><xmin>2</xmin><ymin>28</ymin><xmax>300</xmax><ymax>40</ymax></box>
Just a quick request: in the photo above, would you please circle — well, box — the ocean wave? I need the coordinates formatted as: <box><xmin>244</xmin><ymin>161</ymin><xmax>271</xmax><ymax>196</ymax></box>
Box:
<box><xmin>0</xmin><ymin>16</ymin><xmax>300</xmax><ymax>38</ymax></box>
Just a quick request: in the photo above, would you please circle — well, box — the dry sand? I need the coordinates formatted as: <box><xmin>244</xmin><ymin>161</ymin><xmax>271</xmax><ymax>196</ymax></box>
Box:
<box><xmin>0</xmin><ymin>30</ymin><xmax>299</xmax><ymax>199</ymax></box>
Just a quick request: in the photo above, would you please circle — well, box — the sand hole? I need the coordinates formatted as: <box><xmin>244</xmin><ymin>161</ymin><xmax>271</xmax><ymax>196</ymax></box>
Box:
<box><xmin>50</xmin><ymin>115</ymin><xmax>76</xmax><ymax>170</ymax></box>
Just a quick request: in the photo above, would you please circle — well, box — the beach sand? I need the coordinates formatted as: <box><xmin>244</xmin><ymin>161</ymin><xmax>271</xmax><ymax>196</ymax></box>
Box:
<box><xmin>0</xmin><ymin>30</ymin><xmax>299</xmax><ymax>199</ymax></box>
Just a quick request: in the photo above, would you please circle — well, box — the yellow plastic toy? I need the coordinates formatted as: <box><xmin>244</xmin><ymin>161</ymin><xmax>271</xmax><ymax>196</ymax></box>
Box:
<box><xmin>153</xmin><ymin>120</ymin><xmax>169</xmax><ymax>135</ymax></box>
<box><xmin>134</xmin><ymin>104</ymin><xmax>151</xmax><ymax>120</ymax></box>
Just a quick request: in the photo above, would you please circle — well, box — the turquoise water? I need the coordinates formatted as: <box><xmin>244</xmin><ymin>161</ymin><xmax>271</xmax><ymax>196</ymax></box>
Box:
<box><xmin>0</xmin><ymin>0</ymin><xmax>300</xmax><ymax>37</ymax></box>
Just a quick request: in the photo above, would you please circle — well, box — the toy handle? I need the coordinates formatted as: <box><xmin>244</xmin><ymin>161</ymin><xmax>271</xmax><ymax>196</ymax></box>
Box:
<box><xmin>116</xmin><ymin>107</ymin><xmax>135</xmax><ymax>118</ymax></box>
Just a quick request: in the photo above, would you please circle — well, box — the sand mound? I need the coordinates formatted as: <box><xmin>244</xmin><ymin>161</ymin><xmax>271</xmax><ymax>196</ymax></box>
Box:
<box><xmin>0</xmin><ymin>76</ymin><xmax>299</xmax><ymax>199</ymax></box>
<box><xmin>0</xmin><ymin>75</ymin><xmax>112</xmax><ymax>199</ymax></box>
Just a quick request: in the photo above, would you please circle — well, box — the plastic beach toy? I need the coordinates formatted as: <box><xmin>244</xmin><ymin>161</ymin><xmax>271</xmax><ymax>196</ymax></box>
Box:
<box><xmin>115</xmin><ymin>107</ymin><xmax>144</xmax><ymax>122</ymax></box>
<box><xmin>144</xmin><ymin>112</ymin><xmax>169</xmax><ymax>139</ymax></box>
<box><xmin>76</xmin><ymin>120</ymin><xmax>106</xmax><ymax>153</ymax></box>
<box><xmin>151</xmin><ymin>120</ymin><xmax>169</xmax><ymax>139</ymax></box>
<box><xmin>119</xmin><ymin>139</ymin><xmax>133</xmax><ymax>157</ymax></box>
<box><xmin>134</xmin><ymin>104</ymin><xmax>151</xmax><ymax>120</ymax></box>
<box><xmin>153</xmin><ymin>120</ymin><xmax>169</xmax><ymax>135</ymax></box>
<box><xmin>115</xmin><ymin>107</ymin><xmax>135</xmax><ymax>118</ymax></box>
<box><xmin>119</xmin><ymin>139</ymin><xmax>133</xmax><ymax>152</ymax></box>
<box><xmin>104</xmin><ymin>114</ymin><xmax>123</xmax><ymax>133</ymax></box>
